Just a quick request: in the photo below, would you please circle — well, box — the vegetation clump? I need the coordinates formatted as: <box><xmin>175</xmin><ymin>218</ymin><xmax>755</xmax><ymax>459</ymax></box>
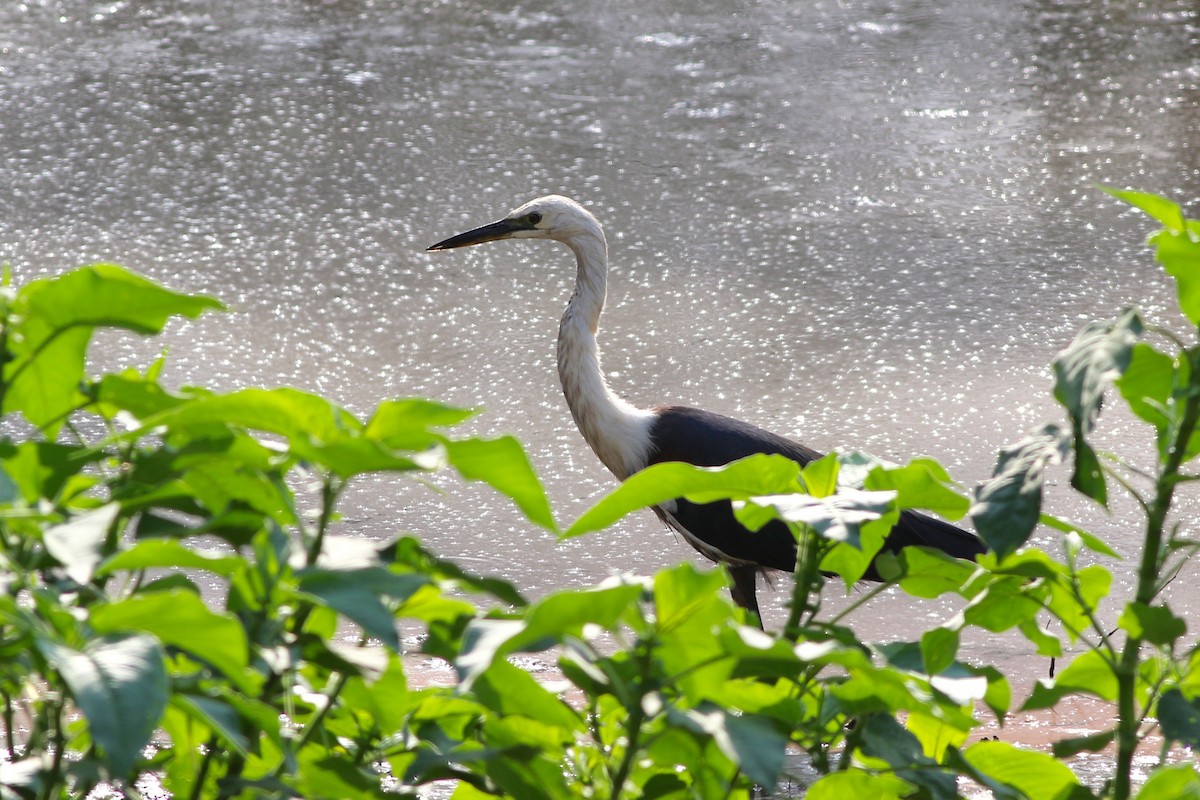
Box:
<box><xmin>0</xmin><ymin>190</ymin><xmax>1196</xmax><ymax>799</ymax></box>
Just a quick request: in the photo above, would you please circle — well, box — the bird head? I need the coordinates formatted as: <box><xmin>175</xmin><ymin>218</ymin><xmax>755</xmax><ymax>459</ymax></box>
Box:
<box><xmin>427</xmin><ymin>195</ymin><xmax>602</xmax><ymax>251</ymax></box>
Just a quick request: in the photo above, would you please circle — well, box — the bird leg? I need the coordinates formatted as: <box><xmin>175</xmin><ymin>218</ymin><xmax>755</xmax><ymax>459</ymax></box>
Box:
<box><xmin>727</xmin><ymin>564</ymin><xmax>764</xmax><ymax>629</ymax></box>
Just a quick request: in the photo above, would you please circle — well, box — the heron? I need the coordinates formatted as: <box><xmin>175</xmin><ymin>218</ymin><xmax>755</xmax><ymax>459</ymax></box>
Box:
<box><xmin>428</xmin><ymin>195</ymin><xmax>986</xmax><ymax>620</ymax></box>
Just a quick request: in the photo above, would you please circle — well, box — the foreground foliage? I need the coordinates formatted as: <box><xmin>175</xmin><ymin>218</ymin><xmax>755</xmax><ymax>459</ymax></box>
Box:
<box><xmin>0</xmin><ymin>189</ymin><xmax>1196</xmax><ymax>799</ymax></box>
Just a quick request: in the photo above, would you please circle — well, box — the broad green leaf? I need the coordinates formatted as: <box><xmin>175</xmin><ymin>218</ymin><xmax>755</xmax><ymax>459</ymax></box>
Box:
<box><xmin>1101</xmin><ymin>186</ymin><xmax>1187</xmax><ymax>232</ymax></box>
<box><xmin>807</xmin><ymin>771</ymin><xmax>912</xmax><ymax>800</ymax></box>
<box><xmin>473</xmin><ymin>659</ymin><xmax>583</xmax><ymax>733</ymax></box>
<box><xmin>859</xmin><ymin>715</ymin><xmax>958</xmax><ymax>798</ymax></box>
<box><xmin>5</xmin><ymin>265</ymin><xmax>221</xmax><ymax>434</ymax></box>
<box><xmin>1153</xmin><ymin>223</ymin><xmax>1200</xmax><ymax>326</ymax></box>
<box><xmin>38</xmin><ymin>634</ymin><xmax>169</xmax><ymax>777</ymax></box>
<box><xmin>738</xmin><ymin>488</ymin><xmax>895</xmax><ymax>549</ymax></box>
<box><xmin>90</xmin><ymin>590</ymin><xmax>252</xmax><ymax>690</ymax></box>
<box><xmin>971</xmin><ymin>423</ymin><xmax>1069</xmax><ymax>558</ymax></box>
<box><xmin>170</xmin><ymin>694</ymin><xmax>253</xmax><ymax>756</ymax></box>
<box><xmin>96</xmin><ymin>539</ymin><xmax>242</xmax><ymax>579</ymax></box>
<box><xmin>364</xmin><ymin>398</ymin><xmax>475</xmax><ymax>449</ymax></box>
<box><xmin>1052</xmin><ymin>730</ymin><xmax>1116</xmax><ymax>759</ymax></box>
<box><xmin>95</xmin><ymin>368</ymin><xmax>188</xmax><ymax>422</ymax></box>
<box><xmin>1134</xmin><ymin>763</ymin><xmax>1200</xmax><ymax>800</ymax></box>
<box><xmin>1051</xmin><ymin>309</ymin><xmax>1143</xmax><ymax>505</ymax></box>
<box><xmin>1115</xmin><ymin>343</ymin><xmax>1178</xmax><ymax>445</ymax></box>
<box><xmin>800</xmin><ymin>452</ymin><xmax>840</xmax><ymax>497</ymax></box>
<box><xmin>894</xmin><ymin>546</ymin><xmax>981</xmax><ymax>599</ymax></box>
<box><xmin>962</xmin><ymin>740</ymin><xmax>1079</xmax><ymax>800</ymax></box>
<box><xmin>920</xmin><ymin>627</ymin><xmax>959</xmax><ymax>675</ymax></box>
<box><xmin>296</xmin><ymin>567</ymin><xmax>429</xmax><ymax>651</ymax></box>
<box><xmin>1118</xmin><ymin>601</ymin><xmax>1187</xmax><ymax>647</ymax></box>
<box><xmin>654</xmin><ymin>564</ymin><xmax>737</xmax><ymax>699</ymax></box>
<box><xmin>0</xmin><ymin>440</ymin><xmax>82</xmax><ymax>505</ymax></box>
<box><xmin>138</xmin><ymin>386</ymin><xmax>363</xmax><ymax>451</ymax></box>
<box><xmin>564</xmin><ymin>454</ymin><xmax>801</xmax><ymax>539</ymax></box>
<box><xmin>671</xmin><ymin>704</ymin><xmax>787</xmax><ymax>789</ymax></box>
<box><xmin>962</xmin><ymin>578</ymin><xmax>1045</xmax><ymax>634</ymax></box>
<box><xmin>444</xmin><ymin>436</ymin><xmax>555</xmax><ymax>530</ymax></box>
<box><xmin>43</xmin><ymin>502</ymin><xmax>120</xmax><ymax>584</ymax></box>
<box><xmin>1023</xmin><ymin>649</ymin><xmax>1118</xmax><ymax>710</ymax></box>
<box><xmin>1157</xmin><ymin>688</ymin><xmax>1200</xmax><ymax>747</ymax></box>
<box><xmin>456</xmin><ymin>583</ymin><xmax>643</xmax><ymax>686</ymax></box>
<box><xmin>865</xmin><ymin>458</ymin><xmax>969</xmax><ymax>520</ymax></box>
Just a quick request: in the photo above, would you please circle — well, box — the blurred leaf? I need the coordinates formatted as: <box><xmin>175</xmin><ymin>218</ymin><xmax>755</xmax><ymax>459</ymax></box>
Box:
<box><xmin>364</xmin><ymin>398</ymin><xmax>475</xmax><ymax>449</ymax></box>
<box><xmin>671</xmin><ymin>704</ymin><xmax>787</xmax><ymax>789</ymax></box>
<box><xmin>1101</xmin><ymin>186</ymin><xmax>1187</xmax><ymax>232</ymax></box>
<box><xmin>456</xmin><ymin>583</ymin><xmax>643</xmax><ymax>686</ymax></box>
<box><xmin>5</xmin><ymin>265</ymin><xmax>222</xmax><ymax>434</ymax></box>
<box><xmin>894</xmin><ymin>547</ymin><xmax>981</xmax><ymax>599</ymax></box>
<box><xmin>1133</xmin><ymin>763</ymin><xmax>1200</xmax><ymax>800</ymax></box>
<box><xmin>96</xmin><ymin>539</ymin><xmax>242</xmax><ymax>578</ymax></box>
<box><xmin>43</xmin><ymin>502</ymin><xmax>120</xmax><ymax>584</ymax></box>
<box><xmin>859</xmin><ymin>715</ymin><xmax>958</xmax><ymax>799</ymax></box>
<box><xmin>1115</xmin><ymin>343</ymin><xmax>1178</xmax><ymax>450</ymax></box>
<box><xmin>38</xmin><ymin>634</ymin><xmax>168</xmax><ymax>778</ymax></box>
<box><xmin>1151</xmin><ymin>223</ymin><xmax>1200</xmax><ymax>326</ymax></box>
<box><xmin>297</xmin><ymin>567</ymin><xmax>429</xmax><ymax>651</ymax></box>
<box><xmin>1023</xmin><ymin>649</ymin><xmax>1118</xmax><ymax>710</ymax></box>
<box><xmin>95</xmin><ymin>368</ymin><xmax>188</xmax><ymax>422</ymax></box>
<box><xmin>1157</xmin><ymin>688</ymin><xmax>1200</xmax><ymax>748</ymax></box>
<box><xmin>962</xmin><ymin>740</ymin><xmax>1080</xmax><ymax>800</ymax></box>
<box><xmin>1039</xmin><ymin>513</ymin><xmax>1120</xmax><ymax>559</ymax></box>
<box><xmin>564</xmin><ymin>454</ymin><xmax>801</xmax><ymax>539</ymax></box>
<box><xmin>971</xmin><ymin>423</ymin><xmax>1069</xmax><ymax>558</ymax></box>
<box><xmin>444</xmin><ymin>436</ymin><xmax>555</xmax><ymax>530</ymax></box>
<box><xmin>1051</xmin><ymin>309</ymin><xmax>1143</xmax><ymax>505</ymax></box>
<box><xmin>864</xmin><ymin>458</ymin><xmax>969</xmax><ymax>520</ymax></box>
<box><xmin>920</xmin><ymin>627</ymin><xmax>959</xmax><ymax>675</ymax></box>
<box><xmin>1118</xmin><ymin>602</ymin><xmax>1187</xmax><ymax>647</ymax></box>
<box><xmin>807</xmin><ymin>771</ymin><xmax>913</xmax><ymax>800</ymax></box>
<box><xmin>1052</xmin><ymin>730</ymin><xmax>1115</xmax><ymax>759</ymax></box>
<box><xmin>90</xmin><ymin>590</ymin><xmax>251</xmax><ymax>690</ymax></box>
<box><xmin>473</xmin><ymin>659</ymin><xmax>582</xmax><ymax>734</ymax></box>
<box><xmin>170</xmin><ymin>694</ymin><xmax>254</xmax><ymax>757</ymax></box>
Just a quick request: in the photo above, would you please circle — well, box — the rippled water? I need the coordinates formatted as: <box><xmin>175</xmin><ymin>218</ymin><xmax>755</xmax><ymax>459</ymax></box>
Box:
<box><xmin>2</xmin><ymin>0</ymin><xmax>1198</xmax><ymax>789</ymax></box>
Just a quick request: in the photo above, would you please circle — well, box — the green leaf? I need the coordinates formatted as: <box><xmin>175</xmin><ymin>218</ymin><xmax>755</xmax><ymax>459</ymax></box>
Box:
<box><xmin>43</xmin><ymin>502</ymin><xmax>120</xmax><ymax>584</ymax></box>
<box><xmin>738</xmin><ymin>488</ymin><xmax>895</xmax><ymax>548</ymax></box>
<box><xmin>1153</xmin><ymin>224</ymin><xmax>1200</xmax><ymax>326</ymax></box>
<box><xmin>962</xmin><ymin>740</ymin><xmax>1079</xmax><ymax>800</ymax></box>
<box><xmin>1101</xmin><ymin>186</ymin><xmax>1187</xmax><ymax>232</ymax></box>
<box><xmin>1052</xmin><ymin>730</ymin><xmax>1116</xmax><ymax>759</ymax></box>
<box><xmin>920</xmin><ymin>627</ymin><xmax>959</xmax><ymax>675</ymax></box>
<box><xmin>89</xmin><ymin>590</ymin><xmax>252</xmax><ymax>690</ymax></box>
<box><xmin>807</xmin><ymin>771</ymin><xmax>913</xmax><ymax>800</ymax></box>
<box><xmin>1157</xmin><ymin>688</ymin><xmax>1200</xmax><ymax>748</ymax></box>
<box><xmin>1051</xmin><ymin>309</ymin><xmax>1143</xmax><ymax>505</ymax></box>
<box><xmin>456</xmin><ymin>583</ymin><xmax>643</xmax><ymax>686</ymax></box>
<box><xmin>38</xmin><ymin>635</ymin><xmax>169</xmax><ymax>777</ymax></box>
<box><xmin>1023</xmin><ymin>649</ymin><xmax>1118</xmax><ymax>710</ymax></box>
<box><xmin>297</xmin><ymin>567</ymin><xmax>430</xmax><ymax>651</ymax></box>
<box><xmin>1115</xmin><ymin>343</ymin><xmax>1178</xmax><ymax>442</ymax></box>
<box><xmin>170</xmin><ymin>694</ymin><xmax>254</xmax><ymax>757</ymax></box>
<box><xmin>971</xmin><ymin>423</ymin><xmax>1070</xmax><ymax>558</ymax></box>
<box><xmin>364</xmin><ymin>398</ymin><xmax>475</xmax><ymax>449</ymax></box>
<box><xmin>894</xmin><ymin>547</ymin><xmax>981</xmax><ymax>599</ymax></box>
<box><xmin>564</xmin><ymin>454</ymin><xmax>801</xmax><ymax>539</ymax></box>
<box><xmin>1118</xmin><ymin>602</ymin><xmax>1187</xmax><ymax>647</ymax></box>
<box><xmin>671</xmin><ymin>704</ymin><xmax>787</xmax><ymax>788</ymax></box>
<box><xmin>5</xmin><ymin>265</ymin><xmax>222</xmax><ymax>434</ymax></box>
<box><xmin>96</xmin><ymin>539</ymin><xmax>242</xmax><ymax>579</ymax></box>
<box><xmin>473</xmin><ymin>659</ymin><xmax>582</xmax><ymax>733</ymax></box>
<box><xmin>864</xmin><ymin>457</ymin><xmax>969</xmax><ymax>520</ymax></box>
<box><xmin>444</xmin><ymin>436</ymin><xmax>555</xmax><ymax>530</ymax></box>
<box><xmin>1133</xmin><ymin>763</ymin><xmax>1200</xmax><ymax>800</ymax></box>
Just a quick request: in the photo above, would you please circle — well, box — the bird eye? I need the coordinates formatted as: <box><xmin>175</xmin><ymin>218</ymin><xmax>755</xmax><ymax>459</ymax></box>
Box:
<box><xmin>528</xmin><ymin>212</ymin><xmax>543</xmax><ymax>225</ymax></box>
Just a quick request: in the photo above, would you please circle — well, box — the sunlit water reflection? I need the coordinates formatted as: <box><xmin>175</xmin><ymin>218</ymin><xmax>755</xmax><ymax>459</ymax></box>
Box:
<box><xmin>2</xmin><ymin>0</ymin><xmax>1198</xmax><ymax>793</ymax></box>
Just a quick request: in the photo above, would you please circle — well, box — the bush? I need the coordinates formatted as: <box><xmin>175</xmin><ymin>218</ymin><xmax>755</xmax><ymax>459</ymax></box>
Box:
<box><xmin>0</xmin><ymin>188</ymin><xmax>1197</xmax><ymax>799</ymax></box>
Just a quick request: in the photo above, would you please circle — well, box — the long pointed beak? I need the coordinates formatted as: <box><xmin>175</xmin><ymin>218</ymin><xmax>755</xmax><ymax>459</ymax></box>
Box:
<box><xmin>427</xmin><ymin>218</ymin><xmax>529</xmax><ymax>251</ymax></box>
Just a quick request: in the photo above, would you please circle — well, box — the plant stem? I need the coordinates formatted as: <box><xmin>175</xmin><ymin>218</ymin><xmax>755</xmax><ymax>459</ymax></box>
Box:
<box><xmin>1111</xmin><ymin>344</ymin><xmax>1200</xmax><ymax>800</ymax></box>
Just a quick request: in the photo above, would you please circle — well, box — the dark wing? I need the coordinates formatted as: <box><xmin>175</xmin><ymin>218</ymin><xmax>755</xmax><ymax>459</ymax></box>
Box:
<box><xmin>646</xmin><ymin>405</ymin><xmax>985</xmax><ymax>577</ymax></box>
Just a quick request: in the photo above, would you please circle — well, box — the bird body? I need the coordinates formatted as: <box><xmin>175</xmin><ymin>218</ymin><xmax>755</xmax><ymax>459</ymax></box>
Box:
<box><xmin>429</xmin><ymin>195</ymin><xmax>986</xmax><ymax>619</ymax></box>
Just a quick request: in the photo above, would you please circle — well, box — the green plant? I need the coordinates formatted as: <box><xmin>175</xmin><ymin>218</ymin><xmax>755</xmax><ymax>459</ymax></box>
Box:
<box><xmin>0</xmin><ymin>264</ymin><xmax>553</xmax><ymax>798</ymax></box>
<box><xmin>2</xmin><ymin>186</ymin><xmax>1197</xmax><ymax>800</ymax></box>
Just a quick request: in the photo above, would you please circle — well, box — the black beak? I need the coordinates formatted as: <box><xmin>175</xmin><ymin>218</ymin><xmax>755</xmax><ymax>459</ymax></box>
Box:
<box><xmin>427</xmin><ymin>218</ymin><xmax>530</xmax><ymax>251</ymax></box>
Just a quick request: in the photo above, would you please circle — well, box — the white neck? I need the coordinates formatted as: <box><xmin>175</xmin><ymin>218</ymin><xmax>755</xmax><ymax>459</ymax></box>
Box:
<box><xmin>555</xmin><ymin>228</ymin><xmax>655</xmax><ymax>480</ymax></box>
